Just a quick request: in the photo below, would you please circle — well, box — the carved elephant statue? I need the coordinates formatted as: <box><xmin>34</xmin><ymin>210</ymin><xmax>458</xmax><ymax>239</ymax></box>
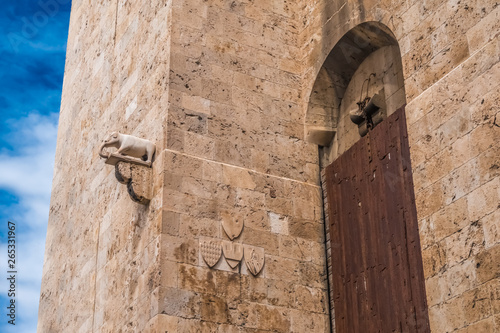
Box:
<box><xmin>99</xmin><ymin>132</ymin><xmax>156</xmax><ymax>166</ymax></box>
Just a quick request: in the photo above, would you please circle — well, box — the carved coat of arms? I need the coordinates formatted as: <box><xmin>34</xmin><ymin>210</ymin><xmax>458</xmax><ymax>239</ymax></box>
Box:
<box><xmin>222</xmin><ymin>241</ymin><xmax>243</xmax><ymax>268</ymax></box>
<box><xmin>221</xmin><ymin>218</ymin><xmax>244</xmax><ymax>240</ymax></box>
<box><xmin>244</xmin><ymin>245</ymin><xmax>265</xmax><ymax>276</ymax></box>
<box><xmin>200</xmin><ymin>213</ymin><xmax>266</xmax><ymax>277</ymax></box>
<box><xmin>200</xmin><ymin>239</ymin><xmax>222</xmax><ymax>268</ymax></box>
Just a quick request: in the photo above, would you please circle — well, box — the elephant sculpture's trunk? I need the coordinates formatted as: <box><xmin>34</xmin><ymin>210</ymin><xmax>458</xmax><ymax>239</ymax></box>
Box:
<box><xmin>99</xmin><ymin>142</ymin><xmax>115</xmax><ymax>159</ymax></box>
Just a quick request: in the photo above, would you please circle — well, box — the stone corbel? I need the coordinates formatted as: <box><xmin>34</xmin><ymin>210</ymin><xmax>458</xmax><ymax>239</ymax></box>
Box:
<box><xmin>115</xmin><ymin>162</ymin><xmax>153</xmax><ymax>205</ymax></box>
<box><xmin>305</xmin><ymin>125</ymin><xmax>336</xmax><ymax>147</ymax></box>
<box><xmin>99</xmin><ymin>132</ymin><xmax>156</xmax><ymax>204</ymax></box>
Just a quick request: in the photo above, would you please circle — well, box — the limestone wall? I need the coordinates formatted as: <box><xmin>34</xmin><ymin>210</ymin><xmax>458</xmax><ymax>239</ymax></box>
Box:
<box><xmin>40</xmin><ymin>0</ymin><xmax>330</xmax><ymax>332</ymax></box>
<box><xmin>38</xmin><ymin>0</ymin><xmax>172</xmax><ymax>331</ymax></box>
<box><xmin>155</xmin><ymin>0</ymin><xmax>330</xmax><ymax>331</ymax></box>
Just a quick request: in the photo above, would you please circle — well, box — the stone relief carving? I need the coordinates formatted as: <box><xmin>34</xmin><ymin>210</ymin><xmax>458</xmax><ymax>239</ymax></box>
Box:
<box><xmin>244</xmin><ymin>245</ymin><xmax>265</xmax><ymax>276</ymax></box>
<box><xmin>221</xmin><ymin>218</ymin><xmax>244</xmax><ymax>240</ymax></box>
<box><xmin>99</xmin><ymin>132</ymin><xmax>156</xmax><ymax>167</ymax></box>
<box><xmin>200</xmin><ymin>216</ymin><xmax>265</xmax><ymax>276</ymax></box>
<box><xmin>99</xmin><ymin>132</ymin><xmax>156</xmax><ymax>204</ymax></box>
<box><xmin>200</xmin><ymin>239</ymin><xmax>222</xmax><ymax>268</ymax></box>
<box><xmin>222</xmin><ymin>241</ymin><xmax>243</xmax><ymax>268</ymax></box>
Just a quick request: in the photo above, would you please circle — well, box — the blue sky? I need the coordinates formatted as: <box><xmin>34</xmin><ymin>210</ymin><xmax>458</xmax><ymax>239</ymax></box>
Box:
<box><xmin>0</xmin><ymin>0</ymin><xmax>71</xmax><ymax>332</ymax></box>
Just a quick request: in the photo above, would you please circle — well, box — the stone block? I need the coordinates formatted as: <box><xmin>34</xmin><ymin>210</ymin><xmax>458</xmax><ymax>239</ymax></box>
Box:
<box><xmin>289</xmin><ymin>308</ymin><xmax>328</xmax><ymax>333</ymax></box>
<box><xmin>469</xmin><ymin>120</ymin><xmax>500</xmax><ymax>158</ymax></box>
<box><xmin>298</xmin><ymin>261</ymin><xmax>326</xmax><ymax>289</ymax></box>
<box><xmin>470</xmin><ymin>85</ymin><xmax>500</xmax><ymax>129</ymax></box>
<box><xmin>288</xmin><ymin>217</ymin><xmax>324</xmax><ymax>242</ymax></box>
<box><xmin>183</xmin><ymin>132</ymin><xmax>215</xmax><ymax>159</ymax></box>
<box><xmin>143</xmin><ymin>314</ymin><xmax>179</xmax><ymax>333</ymax></box>
<box><xmin>422</xmin><ymin>148</ymin><xmax>454</xmax><ymax>189</ymax></box>
<box><xmin>466</xmin><ymin>5</ymin><xmax>500</xmax><ymax>53</ymax></box>
<box><xmin>418</xmin><ymin>217</ymin><xmax>435</xmax><ymax>250</ymax></box>
<box><xmin>179</xmin><ymin>214</ymin><xmax>220</xmax><ymax>239</ymax></box>
<box><xmin>450</xmin><ymin>134</ymin><xmax>472</xmax><ymax>168</ymax></box>
<box><xmin>455</xmin><ymin>317</ymin><xmax>495</xmax><ymax>333</ymax></box>
<box><xmin>161</xmin><ymin>234</ymin><xmax>198</xmax><ymax>265</ymax></box>
<box><xmin>425</xmin><ymin>274</ymin><xmax>447</xmax><ymax>307</ymax></box>
<box><xmin>483</xmin><ymin>209</ymin><xmax>500</xmax><ymax>249</ymax></box>
<box><xmin>201</xmin><ymin>294</ymin><xmax>229</xmax><ymax>324</ymax></box>
<box><xmin>475</xmin><ymin>244</ymin><xmax>500</xmax><ymax>284</ymax></box>
<box><xmin>257</xmin><ymin>305</ymin><xmax>291</xmax><ymax>332</ymax></box>
<box><xmin>444</xmin><ymin>258</ymin><xmax>478</xmax><ymax>300</ymax></box>
<box><xmin>178</xmin><ymin>264</ymin><xmax>216</xmax><ymax>294</ymax></box>
<box><xmin>294</xmin><ymin>285</ymin><xmax>327</xmax><ymax>313</ymax></box>
<box><xmin>468</xmin><ymin>177</ymin><xmax>500</xmax><ymax>222</ymax></box>
<box><xmin>269</xmin><ymin>212</ymin><xmax>289</xmax><ymax>235</ymax></box>
<box><xmin>442</xmin><ymin>221</ymin><xmax>484</xmax><ymax>268</ymax></box>
<box><xmin>422</xmin><ymin>243</ymin><xmax>446</xmax><ymax>277</ymax></box>
<box><xmin>478</xmin><ymin>146</ymin><xmax>500</xmax><ymax>185</ymax></box>
<box><xmin>441</xmin><ymin>159</ymin><xmax>481</xmax><ymax>206</ymax></box>
<box><xmin>431</xmin><ymin>196</ymin><xmax>470</xmax><ymax>242</ymax></box>
<box><xmin>488</xmin><ymin>278</ymin><xmax>500</xmax><ymax>315</ymax></box>
<box><xmin>240</xmin><ymin>274</ymin><xmax>266</xmax><ymax>303</ymax></box>
<box><xmin>428</xmin><ymin>295</ymin><xmax>466</xmax><ymax>332</ymax></box>
<box><xmin>222</xmin><ymin>165</ymin><xmax>257</xmax><ymax>190</ymax></box>
<box><xmin>161</xmin><ymin>210</ymin><xmax>180</xmax><ymax>236</ymax></box>
<box><xmin>463</xmin><ymin>37</ymin><xmax>499</xmax><ymax>87</ymax></box>
<box><xmin>415</xmin><ymin>181</ymin><xmax>444</xmax><ymax>219</ymax></box>
<box><xmin>159</xmin><ymin>259</ymin><xmax>178</xmax><ymax>289</ymax></box>
<box><xmin>462</xmin><ymin>284</ymin><xmax>493</xmax><ymax>324</ymax></box>
<box><xmin>177</xmin><ymin>318</ymin><xmax>218</xmax><ymax>332</ymax></box>
<box><xmin>158</xmin><ymin>287</ymin><xmax>200</xmax><ymax>319</ymax></box>
<box><xmin>215</xmin><ymin>270</ymin><xmax>242</xmax><ymax>304</ymax></box>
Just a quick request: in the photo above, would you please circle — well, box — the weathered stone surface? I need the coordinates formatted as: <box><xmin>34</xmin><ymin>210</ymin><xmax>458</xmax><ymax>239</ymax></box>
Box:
<box><xmin>468</xmin><ymin>177</ymin><xmax>500</xmax><ymax>222</ymax></box>
<box><xmin>483</xmin><ymin>210</ymin><xmax>500</xmax><ymax>249</ymax></box>
<box><xmin>430</xmin><ymin>196</ymin><xmax>470</xmax><ymax>242</ymax></box>
<box><xmin>158</xmin><ymin>287</ymin><xmax>200</xmax><ymax>319</ymax></box>
<box><xmin>422</xmin><ymin>244</ymin><xmax>446</xmax><ymax>278</ymax></box>
<box><xmin>441</xmin><ymin>221</ymin><xmax>484</xmax><ymax>268</ymax></box>
<box><xmin>455</xmin><ymin>317</ymin><xmax>495</xmax><ymax>333</ymax></box>
<box><xmin>475</xmin><ymin>245</ymin><xmax>500</xmax><ymax>284</ymax></box>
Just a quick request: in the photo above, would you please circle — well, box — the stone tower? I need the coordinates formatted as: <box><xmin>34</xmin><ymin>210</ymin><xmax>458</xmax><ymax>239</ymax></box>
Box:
<box><xmin>39</xmin><ymin>0</ymin><xmax>499</xmax><ymax>332</ymax></box>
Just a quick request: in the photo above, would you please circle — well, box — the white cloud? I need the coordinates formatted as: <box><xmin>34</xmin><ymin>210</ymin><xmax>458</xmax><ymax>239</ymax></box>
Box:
<box><xmin>0</xmin><ymin>113</ymin><xmax>57</xmax><ymax>197</ymax></box>
<box><xmin>0</xmin><ymin>112</ymin><xmax>58</xmax><ymax>333</ymax></box>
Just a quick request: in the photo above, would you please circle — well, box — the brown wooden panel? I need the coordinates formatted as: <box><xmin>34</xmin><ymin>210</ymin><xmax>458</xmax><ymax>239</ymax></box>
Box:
<box><xmin>325</xmin><ymin>107</ymin><xmax>430</xmax><ymax>332</ymax></box>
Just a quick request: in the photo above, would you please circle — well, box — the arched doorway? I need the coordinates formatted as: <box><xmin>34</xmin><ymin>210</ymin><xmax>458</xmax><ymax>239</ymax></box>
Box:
<box><xmin>307</xmin><ymin>22</ymin><xmax>431</xmax><ymax>332</ymax></box>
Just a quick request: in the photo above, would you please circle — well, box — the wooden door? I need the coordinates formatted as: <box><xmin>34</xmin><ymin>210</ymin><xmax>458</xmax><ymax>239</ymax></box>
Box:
<box><xmin>325</xmin><ymin>107</ymin><xmax>430</xmax><ymax>332</ymax></box>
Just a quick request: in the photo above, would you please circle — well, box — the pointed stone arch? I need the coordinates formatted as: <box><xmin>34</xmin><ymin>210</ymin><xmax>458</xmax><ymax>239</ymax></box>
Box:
<box><xmin>305</xmin><ymin>21</ymin><xmax>405</xmax><ymax>158</ymax></box>
<box><xmin>309</xmin><ymin>21</ymin><xmax>430</xmax><ymax>332</ymax></box>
